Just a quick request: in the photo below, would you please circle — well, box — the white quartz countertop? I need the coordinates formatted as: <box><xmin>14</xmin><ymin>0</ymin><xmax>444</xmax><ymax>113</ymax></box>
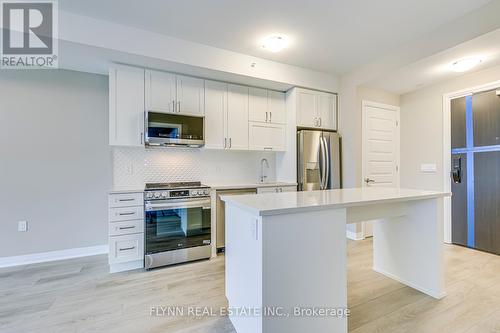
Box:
<box><xmin>109</xmin><ymin>186</ymin><xmax>144</xmax><ymax>194</ymax></box>
<box><xmin>221</xmin><ymin>187</ymin><xmax>451</xmax><ymax>216</ymax></box>
<box><xmin>205</xmin><ymin>181</ymin><xmax>297</xmax><ymax>190</ymax></box>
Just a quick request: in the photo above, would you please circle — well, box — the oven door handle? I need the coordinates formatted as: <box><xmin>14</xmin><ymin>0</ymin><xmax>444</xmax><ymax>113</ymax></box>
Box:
<box><xmin>145</xmin><ymin>199</ymin><xmax>211</xmax><ymax>211</ymax></box>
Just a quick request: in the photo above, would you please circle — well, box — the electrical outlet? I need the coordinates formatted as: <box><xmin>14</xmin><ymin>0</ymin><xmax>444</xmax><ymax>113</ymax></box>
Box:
<box><xmin>18</xmin><ymin>220</ymin><xmax>28</xmax><ymax>232</ymax></box>
<box><xmin>126</xmin><ymin>163</ymin><xmax>134</xmax><ymax>175</ymax></box>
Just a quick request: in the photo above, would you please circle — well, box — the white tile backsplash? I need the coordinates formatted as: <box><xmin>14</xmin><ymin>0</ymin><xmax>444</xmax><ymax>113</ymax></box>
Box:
<box><xmin>113</xmin><ymin>147</ymin><xmax>277</xmax><ymax>187</ymax></box>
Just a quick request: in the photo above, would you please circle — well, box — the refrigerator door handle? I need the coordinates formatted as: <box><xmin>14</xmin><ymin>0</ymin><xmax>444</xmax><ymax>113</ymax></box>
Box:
<box><xmin>319</xmin><ymin>136</ymin><xmax>327</xmax><ymax>190</ymax></box>
<box><xmin>323</xmin><ymin>136</ymin><xmax>330</xmax><ymax>188</ymax></box>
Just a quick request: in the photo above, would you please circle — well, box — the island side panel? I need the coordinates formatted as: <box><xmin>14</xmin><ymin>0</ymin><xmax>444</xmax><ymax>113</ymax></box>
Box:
<box><xmin>225</xmin><ymin>204</ymin><xmax>263</xmax><ymax>333</ymax></box>
<box><xmin>372</xmin><ymin>197</ymin><xmax>445</xmax><ymax>299</ymax></box>
<box><xmin>262</xmin><ymin>208</ymin><xmax>348</xmax><ymax>333</ymax></box>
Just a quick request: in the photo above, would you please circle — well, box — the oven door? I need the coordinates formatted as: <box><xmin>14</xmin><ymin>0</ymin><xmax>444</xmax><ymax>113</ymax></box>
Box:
<box><xmin>144</xmin><ymin>198</ymin><xmax>211</xmax><ymax>254</ymax></box>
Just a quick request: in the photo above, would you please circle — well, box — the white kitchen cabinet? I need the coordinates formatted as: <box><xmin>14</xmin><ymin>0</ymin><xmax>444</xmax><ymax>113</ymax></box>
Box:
<box><xmin>204</xmin><ymin>80</ymin><xmax>227</xmax><ymax>149</ymax></box>
<box><xmin>108</xmin><ymin>192</ymin><xmax>144</xmax><ymax>273</ymax></box>
<box><xmin>257</xmin><ymin>185</ymin><xmax>297</xmax><ymax>194</ymax></box>
<box><xmin>248</xmin><ymin>122</ymin><xmax>286</xmax><ymax>152</ymax></box>
<box><xmin>227</xmin><ymin>84</ymin><xmax>249</xmax><ymax>150</ymax></box>
<box><xmin>249</xmin><ymin>88</ymin><xmax>286</xmax><ymax>125</ymax></box>
<box><xmin>296</xmin><ymin>88</ymin><xmax>337</xmax><ymax>130</ymax></box>
<box><xmin>176</xmin><ymin>75</ymin><xmax>205</xmax><ymax>116</ymax></box>
<box><xmin>145</xmin><ymin>70</ymin><xmax>204</xmax><ymax>116</ymax></box>
<box><xmin>249</xmin><ymin>87</ymin><xmax>268</xmax><ymax>123</ymax></box>
<box><xmin>268</xmin><ymin>90</ymin><xmax>286</xmax><ymax>124</ymax></box>
<box><xmin>109</xmin><ymin>65</ymin><xmax>145</xmax><ymax>147</ymax></box>
<box><xmin>317</xmin><ymin>92</ymin><xmax>336</xmax><ymax>130</ymax></box>
<box><xmin>145</xmin><ymin>69</ymin><xmax>176</xmax><ymax>113</ymax></box>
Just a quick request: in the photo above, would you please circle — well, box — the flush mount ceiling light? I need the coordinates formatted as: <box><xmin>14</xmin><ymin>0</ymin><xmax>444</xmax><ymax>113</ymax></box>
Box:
<box><xmin>449</xmin><ymin>56</ymin><xmax>483</xmax><ymax>72</ymax></box>
<box><xmin>261</xmin><ymin>35</ymin><xmax>289</xmax><ymax>53</ymax></box>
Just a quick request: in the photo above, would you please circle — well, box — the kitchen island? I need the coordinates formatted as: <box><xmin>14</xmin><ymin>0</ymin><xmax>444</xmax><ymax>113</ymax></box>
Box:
<box><xmin>222</xmin><ymin>187</ymin><xmax>450</xmax><ymax>333</ymax></box>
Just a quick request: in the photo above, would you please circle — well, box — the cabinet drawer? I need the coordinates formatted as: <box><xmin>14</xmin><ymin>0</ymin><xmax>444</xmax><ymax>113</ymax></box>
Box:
<box><xmin>109</xmin><ymin>233</ymin><xmax>144</xmax><ymax>264</ymax></box>
<box><xmin>108</xmin><ymin>192</ymin><xmax>143</xmax><ymax>208</ymax></box>
<box><xmin>109</xmin><ymin>206</ymin><xmax>144</xmax><ymax>222</ymax></box>
<box><xmin>279</xmin><ymin>186</ymin><xmax>297</xmax><ymax>192</ymax></box>
<box><xmin>109</xmin><ymin>220</ymin><xmax>144</xmax><ymax>236</ymax></box>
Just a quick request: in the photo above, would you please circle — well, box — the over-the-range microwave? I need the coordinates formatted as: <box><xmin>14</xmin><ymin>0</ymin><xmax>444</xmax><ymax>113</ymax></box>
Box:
<box><xmin>145</xmin><ymin>111</ymin><xmax>204</xmax><ymax>148</ymax></box>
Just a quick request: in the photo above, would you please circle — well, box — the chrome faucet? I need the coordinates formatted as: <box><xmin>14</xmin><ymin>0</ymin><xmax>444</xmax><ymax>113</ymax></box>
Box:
<box><xmin>260</xmin><ymin>158</ymin><xmax>269</xmax><ymax>183</ymax></box>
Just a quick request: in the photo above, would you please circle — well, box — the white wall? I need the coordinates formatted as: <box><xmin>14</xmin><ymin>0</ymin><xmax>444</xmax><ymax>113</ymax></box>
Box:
<box><xmin>0</xmin><ymin>70</ymin><xmax>110</xmax><ymax>257</ymax></box>
<box><xmin>113</xmin><ymin>148</ymin><xmax>276</xmax><ymax>187</ymax></box>
<box><xmin>340</xmin><ymin>85</ymin><xmax>400</xmax><ymax>188</ymax></box>
<box><xmin>400</xmin><ymin>64</ymin><xmax>500</xmax><ymax>190</ymax></box>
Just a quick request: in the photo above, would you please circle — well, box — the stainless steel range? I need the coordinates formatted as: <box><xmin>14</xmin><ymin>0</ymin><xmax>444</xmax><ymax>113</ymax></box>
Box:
<box><xmin>144</xmin><ymin>182</ymin><xmax>211</xmax><ymax>269</ymax></box>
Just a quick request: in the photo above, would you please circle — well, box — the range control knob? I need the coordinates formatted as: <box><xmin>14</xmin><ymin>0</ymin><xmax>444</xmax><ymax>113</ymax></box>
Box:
<box><xmin>204</xmin><ymin>189</ymin><xmax>210</xmax><ymax>195</ymax></box>
<box><xmin>153</xmin><ymin>192</ymin><xmax>161</xmax><ymax>198</ymax></box>
<box><xmin>146</xmin><ymin>192</ymin><xmax>153</xmax><ymax>199</ymax></box>
<box><xmin>161</xmin><ymin>192</ymin><xmax>168</xmax><ymax>198</ymax></box>
<box><xmin>192</xmin><ymin>190</ymin><xmax>198</xmax><ymax>196</ymax></box>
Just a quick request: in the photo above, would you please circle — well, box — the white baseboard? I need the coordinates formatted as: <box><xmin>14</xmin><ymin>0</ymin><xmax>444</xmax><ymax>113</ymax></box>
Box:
<box><xmin>0</xmin><ymin>244</ymin><xmax>108</xmax><ymax>268</ymax></box>
<box><xmin>346</xmin><ymin>230</ymin><xmax>365</xmax><ymax>241</ymax></box>
<box><xmin>373</xmin><ymin>266</ymin><xmax>446</xmax><ymax>299</ymax></box>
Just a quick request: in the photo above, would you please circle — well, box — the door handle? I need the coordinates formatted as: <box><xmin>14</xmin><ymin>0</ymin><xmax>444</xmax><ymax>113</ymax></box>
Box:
<box><xmin>364</xmin><ymin>178</ymin><xmax>375</xmax><ymax>184</ymax></box>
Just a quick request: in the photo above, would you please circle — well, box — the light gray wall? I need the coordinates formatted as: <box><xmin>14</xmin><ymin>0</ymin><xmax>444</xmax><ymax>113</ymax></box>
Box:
<box><xmin>0</xmin><ymin>69</ymin><xmax>110</xmax><ymax>257</ymax></box>
<box><xmin>400</xmin><ymin>64</ymin><xmax>500</xmax><ymax>191</ymax></box>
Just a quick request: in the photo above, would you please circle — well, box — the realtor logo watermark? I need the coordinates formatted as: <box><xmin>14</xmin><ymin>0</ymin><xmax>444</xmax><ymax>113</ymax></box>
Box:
<box><xmin>1</xmin><ymin>0</ymin><xmax>58</xmax><ymax>68</ymax></box>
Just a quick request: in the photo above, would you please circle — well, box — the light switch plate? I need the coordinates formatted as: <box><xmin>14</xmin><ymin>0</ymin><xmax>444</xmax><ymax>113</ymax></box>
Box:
<box><xmin>18</xmin><ymin>220</ymin><xmax>27</xmax><ymax>232</ymax></box>
<box><xmin>420</xmin><ymin>163</ymin><xmax>437</xmax><ymax>173</ymax></box>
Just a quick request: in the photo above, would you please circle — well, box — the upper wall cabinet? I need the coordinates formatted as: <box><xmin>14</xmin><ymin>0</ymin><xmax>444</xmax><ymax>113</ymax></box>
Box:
<box><xmin>249</xmin><ymin>87</ymin><xmax>286</xmax><ymax>124</ymax></box>
<box><xmin>227</xmin><ymin>84</ymin><xmax>249</xmax><ymax>150</ymax></box>
<box><xmin>296</xmin><ymin>88</ymin><xmax>337</xmax><ymax>130</ymax></box>
<box><xmin>109</xmin><ymin>64</ymin><xmax>145</xmax><ymax>147</ymax></box>
<box><xmin>204</xmin><ymin>80</ymin><xmax>227</xmax><ymax>149</ymax></box>
<box><xmin>145</xmin><ymin>70</ymin><xmax>204</xmax><ymax>116</ymax></box>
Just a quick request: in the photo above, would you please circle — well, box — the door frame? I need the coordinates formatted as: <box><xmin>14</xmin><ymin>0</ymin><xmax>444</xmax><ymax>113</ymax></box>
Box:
<box><xmin>361</xmin><ymin>100</ymin><xmax>401</xmax><ymax>187</ymax></box>
<box><xmin>361</xmin><ymin>100</ymin><xmax>401</xmax><ymax>238</ymax></box>
<box><xmin>442</xmin><ymin>80</ymin><xmax>500</xmax><ymax>244</ymax></box>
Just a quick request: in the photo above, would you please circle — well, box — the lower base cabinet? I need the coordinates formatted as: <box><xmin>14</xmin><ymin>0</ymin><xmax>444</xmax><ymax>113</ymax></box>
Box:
<box><xmin>108</xmin><ymin>192</ymin><xmax>144</xmax><ymax>273</ymax></box>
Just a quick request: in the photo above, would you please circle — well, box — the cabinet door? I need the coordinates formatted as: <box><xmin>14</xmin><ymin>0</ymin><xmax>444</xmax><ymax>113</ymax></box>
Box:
<box><xmin>248</xmin><ymin>122</ymin><xmax>286</xmax><ymax>151</ymax></box>
<box><xmin>145</xmin><ymin>70</ymin><xmax>176</xmax><ymax>113</ymax></box>
<box><xmin>268</xmin><ymin>90</ymin><xmax>286</xmax><ymax>124</ymax></box>
<box><xmin>297</xmin><ymin>90</ymin><xmax>317</xmax><ymax>128</ymax></box>
<box><xmin>249</xmin><ymin>87</ymin><xmax>268</xmax><ymax>123</ymax></box>
<box><xmin>109</xmin><ymin>65</ymin><xmax>145</xmax><ymax>147</ymax></box>
<box><xmin>176</xmin><ymin>75</ymin><xmax>205</xmax><ymax>116</ymax></box>
<box><xmin>204</xmin><ymin>80</ymin><xmax>227</xmax><ymax>149</ymax></box>
<box><xmin>257</xmin><ymin>187</ymin><xmax>278</xmax><ymax>194</ymax></box>
<box><xmin>317</xmin><ymin>92</ymin><xmax>336</xmax><ymax>130</ymax></box>
<box><xmin>227</xmin><ymin>84</ymin><xmax>249</xmax><ymax>150</ymax></box>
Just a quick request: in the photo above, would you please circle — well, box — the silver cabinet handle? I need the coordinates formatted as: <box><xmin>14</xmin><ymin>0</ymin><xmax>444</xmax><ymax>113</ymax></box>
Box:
<box><xmin>314</xmin><ymin>117</ymin><xmax>318</xmax><ymax>127</ymax></box>
<box><xmin>224</xmin><ymin>138</ymin><xmax>227</xmax><ymax>149</ymax></box>
<box><xmin>118</xmin><ymin>198</ymin><xmax>135</xmax><ymax>202</ymax></box>
<box><xmin>264</xmin><ymin>147</ymin><xmax>273</xmax><ymax>151</ymax></box>
<box><xmin>178</xmin><ymin>101</ymin><xmax>181</xmax><ymax>113</ymax></box>
<box><xmin>118</xmin><ymin>212</ymin><xmax>135</xmax><ymax>216</ymax></box>
<box><xmin>229</xmin><ymin>138</ymin><xmax>232</xmax><ymax>148</ymax></box>
<box><xmin>319</xmin><ymin>117</ymin><xmax>322</xmax><ymax>127</ymax></box>
<box><xmin>119</xmin><ymin>246</ymin><xmax>135</xmax><ymax>251</ymax></box>
<box><xmin>172</xmin><ymin>100</ymin><xmax>175</xmax><ymax>113</ymax></box>
<box><xmin>265</xmin><ymin>112</ymin><xmax>268</xmax><ymax>122</ymax></box>
<box><xmin>119</xmin><ymin>226</ymin><xmax>136</xmax><ymax>230</ymax></box>
<box><xmin>140</xmin><ymin>132</ymin><xmax>143</xmax><ymax>145</ymax></box>
<box><xmin>270</xmin><ymin>112</ymin><xmax>272</xmax><ymax>123</ymax></box>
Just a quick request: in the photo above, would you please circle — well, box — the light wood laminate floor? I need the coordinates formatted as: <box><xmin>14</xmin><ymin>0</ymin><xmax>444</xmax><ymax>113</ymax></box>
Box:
<box><xmin>1</xmin><ymin>239</ymin><xmax>500</xmax><ymax>333</ymax></box>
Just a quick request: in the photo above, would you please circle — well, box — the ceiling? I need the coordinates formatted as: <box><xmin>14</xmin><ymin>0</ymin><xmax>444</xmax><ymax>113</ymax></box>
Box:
<box><xmin>367</xmin><ymin>27</ymin><xmax>500</xmax><ymax>94</ymax></box>
<box><xmin>59</xmin><ymin>0</ymin><xmax>493</xmax><ymax>75</ymax></box>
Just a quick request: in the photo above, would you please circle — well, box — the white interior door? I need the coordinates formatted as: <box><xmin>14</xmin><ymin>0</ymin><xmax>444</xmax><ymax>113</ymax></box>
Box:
<box><xmin>362</xmin><ymin>101</ymin><xmax>400</xmax><ymax>237</ymax></box>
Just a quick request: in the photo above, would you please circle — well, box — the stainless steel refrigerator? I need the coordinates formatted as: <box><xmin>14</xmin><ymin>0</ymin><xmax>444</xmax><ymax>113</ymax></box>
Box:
<box><xmin>297</xmin><ymin>130</ymin><xmax>341</xmax><ymax>191</ymax></box>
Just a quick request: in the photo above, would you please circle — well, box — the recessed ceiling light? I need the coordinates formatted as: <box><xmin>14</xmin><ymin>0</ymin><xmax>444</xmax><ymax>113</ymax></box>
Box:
<box><xmin>261</xmin><ymin>35</ymin><xmax>289</xmax><ymax>53</ymax></box>
<box><xmin>449</xmin><ymin>56</ymin><xmax>483</xmax><ymax>72</ymax></box>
